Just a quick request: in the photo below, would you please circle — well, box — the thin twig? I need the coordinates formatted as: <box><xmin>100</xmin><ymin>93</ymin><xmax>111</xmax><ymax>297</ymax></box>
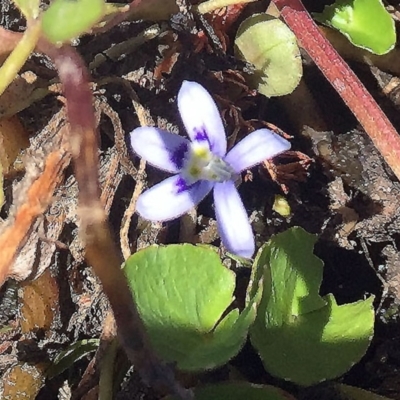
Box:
<box><xmin>120</xmin><ymin>159</ymin><xmax>146</xmax><ymax>260</ymax></box>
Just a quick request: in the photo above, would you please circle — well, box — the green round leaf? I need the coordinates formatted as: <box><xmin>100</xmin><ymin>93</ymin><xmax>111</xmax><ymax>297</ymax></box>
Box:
<box><xmin>124</xmin><ymin>244</ymin><xmax>260</xmax><ymax>371</ymax></box>
<box><xmin>173</xmin><ymin>383</ymin><xmax>296</xmax><ymax>400</ymax></box>
<box><xmin>315</xmin><ymin>0</ymin><xmax>396</xmax><ymax>55</ymax></box>
<box><xmin>42</xmin><ymin>0</ymin><xmax>106</xmax><ymax>44</ymax></box>
<box><xmin>250</xmin><ymin>227</ymin><xmax>375</xmax><ymax>386</ymax></box>
<box><xmin>234</xmin><ymin>13</ymin><xmax>302</xmax><ymax>97</ymax></box>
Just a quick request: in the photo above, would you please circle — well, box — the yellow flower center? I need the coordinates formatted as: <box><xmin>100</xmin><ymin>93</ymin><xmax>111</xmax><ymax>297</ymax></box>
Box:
<box><xmin>182</xmin><ymin>142</ymin><xmax>234</xmax><ymax>184</ymax></box>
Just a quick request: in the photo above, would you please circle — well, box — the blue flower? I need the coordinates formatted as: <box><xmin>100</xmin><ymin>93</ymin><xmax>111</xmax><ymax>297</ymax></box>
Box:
<box><xmin>130</xmin><ymin>81</ymin><xmax>290</xmax><ymax>258</ymax></box>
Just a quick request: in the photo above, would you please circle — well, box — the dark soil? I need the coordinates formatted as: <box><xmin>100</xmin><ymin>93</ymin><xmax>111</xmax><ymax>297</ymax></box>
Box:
<box><xmin>1</xmin><ymin>1</ymin><xmax>400</xmax><ymax>399</ymax></box>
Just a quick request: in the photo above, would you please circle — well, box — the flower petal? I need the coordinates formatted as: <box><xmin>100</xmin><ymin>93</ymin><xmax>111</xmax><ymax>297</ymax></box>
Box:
<box><xmin>177</xmin><ymin>81</ymin><xmax>227</xmax><ymax>157</ymax></box>
<box><xmin>213</xmin><ymin>181</ymin><xmax>255</xmax><ymax>258</ymax></box>
<box><xmin>130</xmin><ymin>126</ymin><xmax>190</xmax><ymax>173</ymax></box>
<box><xmin>225</xmin><ymin>129</ymin><xmax>291</xmax><ymax>173</ymax></box>
<box><xmin>137</xmin><ymin>175</ymin><xmax>213</xmax><ymax>221</ymax></box>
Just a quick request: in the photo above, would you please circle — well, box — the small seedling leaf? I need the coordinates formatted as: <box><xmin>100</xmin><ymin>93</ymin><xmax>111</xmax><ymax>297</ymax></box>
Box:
<box><xmin>235</xmin><ymin>13</ymin><xmax>302</xmax><ymax>97</ymax></box>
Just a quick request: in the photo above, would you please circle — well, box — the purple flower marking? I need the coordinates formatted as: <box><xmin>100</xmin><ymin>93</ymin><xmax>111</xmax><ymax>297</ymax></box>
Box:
<box><xmin>129</xmin><ymin>81</ymin><xmax>291</xmax><ymax>258</ymax></box>
<box><xmin>193</xmin><ymin>127</ymin><xmax>213</xmax><ymax>151</ymax></box>
<box><xmin>171</xmin><ymin>142</ymin><xmax>189</xmax><ymax>170</ymax></box>
<box><xmin>194</xmin><ymin>128</ymin><xmax>208</xmax><ymax>141</ymax></box>
<box><xmin>176</xmin><ymin>176</ymin><xmax>195</xmax><ymax>194</ymax></box>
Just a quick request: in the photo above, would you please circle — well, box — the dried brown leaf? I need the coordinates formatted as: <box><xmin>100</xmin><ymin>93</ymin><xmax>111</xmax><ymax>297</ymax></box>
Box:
<box><xmin>0</xmin><ymin>136</ymin><xmax>71</xmax><ymax>286</ymax></box>
<box><xmin>0</xmin><ymin>363</ymin><xmax>46</xmax><ymax>398</ymax></box>
<box><xmin>19</xmin><ymin>268</ymin><xmax>60</xmax><ymax>333</ymax></box>
<box><xmin>0</xmin><ymin>115</ymin><xmax>30</xmax><ymax>177</ymax></box>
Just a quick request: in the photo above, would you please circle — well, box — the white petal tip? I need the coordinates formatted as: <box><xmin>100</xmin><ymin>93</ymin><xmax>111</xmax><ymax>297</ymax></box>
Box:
<box><xmin>225</xmin><ymin>244</ymin><xmax>255</xmax><ymax>259</ymax></box>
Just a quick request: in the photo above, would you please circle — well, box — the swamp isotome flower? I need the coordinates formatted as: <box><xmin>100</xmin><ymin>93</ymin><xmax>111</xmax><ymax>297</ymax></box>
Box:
<box><xmin>130</xmin><ymin>81</ymin><xmax>290</xmax><ymax>258</ymax></box>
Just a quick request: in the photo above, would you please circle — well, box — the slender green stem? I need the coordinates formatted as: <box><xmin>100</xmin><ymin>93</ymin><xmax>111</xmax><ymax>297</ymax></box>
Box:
<box><xmin>12</xmin><ymin>0</ymin><xmax>40</xmax><ymax>20</ymax></box>
<box><xmin>98</xmin><ymin>338</ymin><xmax>118</xmax><ymax>400</ymax></box>
<box><xmin>0</xmin><ymin>19</ymin><xmax>42</xmax><ymax>97</ymax></box>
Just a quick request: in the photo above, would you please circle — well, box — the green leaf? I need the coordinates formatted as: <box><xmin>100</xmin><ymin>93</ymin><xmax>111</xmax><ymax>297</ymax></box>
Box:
<box><xmin>124</xmin><ymin>244</ymin><xmax>261</xmax><ymax>371</ymax></box>
<box><xmin>13</xmin><ymin>0</ymin><xmax>40</xmax><ymax>19</ymax></box>
<box><xmin>234</xmin><ymin>13</ymin><xmax>302</xmax><ymax>97</ymax></box>
<box><xmin>47</xmin><ymin>339</ymin><xmax>99</xmax><ymax>379</ymax></box>
<box><xmin>171</xmin><ymin>382</ymin><xmax>296</xmax><ymax>400</ymax></box>
<box><xmin>315</xmin><ymin>0</ymin><xmax>396</xmax><ymax>55</ymax></box>
<box><xmin>250</xmin><ymin>227</ymin><xmax>375</xmax><ymax>386</ymax></box>
<box><xmin>42</xmin><ymin>0</ymin><xmax>106</xmax><ymax>44</ymax></box>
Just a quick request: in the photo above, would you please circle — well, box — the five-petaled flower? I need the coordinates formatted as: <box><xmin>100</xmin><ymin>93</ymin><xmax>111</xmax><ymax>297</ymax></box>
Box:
<box><xmin>130</xmin><ymin>81</ymin><xmax>290</xmax><ymax>258</ymax></box>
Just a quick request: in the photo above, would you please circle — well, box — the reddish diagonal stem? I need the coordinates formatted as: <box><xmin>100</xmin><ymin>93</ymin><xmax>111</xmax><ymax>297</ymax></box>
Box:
<box><xmin>273</xmin><ymin>0</ymin><xmax>400</xmax><ymax>180</ymax></box>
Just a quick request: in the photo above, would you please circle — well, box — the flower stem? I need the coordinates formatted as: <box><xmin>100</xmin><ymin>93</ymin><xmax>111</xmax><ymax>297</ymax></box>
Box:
<box><xmin>47</xmin><ymin>43</ymin><xmax>190</xmax><ymax>399</ymax></box>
